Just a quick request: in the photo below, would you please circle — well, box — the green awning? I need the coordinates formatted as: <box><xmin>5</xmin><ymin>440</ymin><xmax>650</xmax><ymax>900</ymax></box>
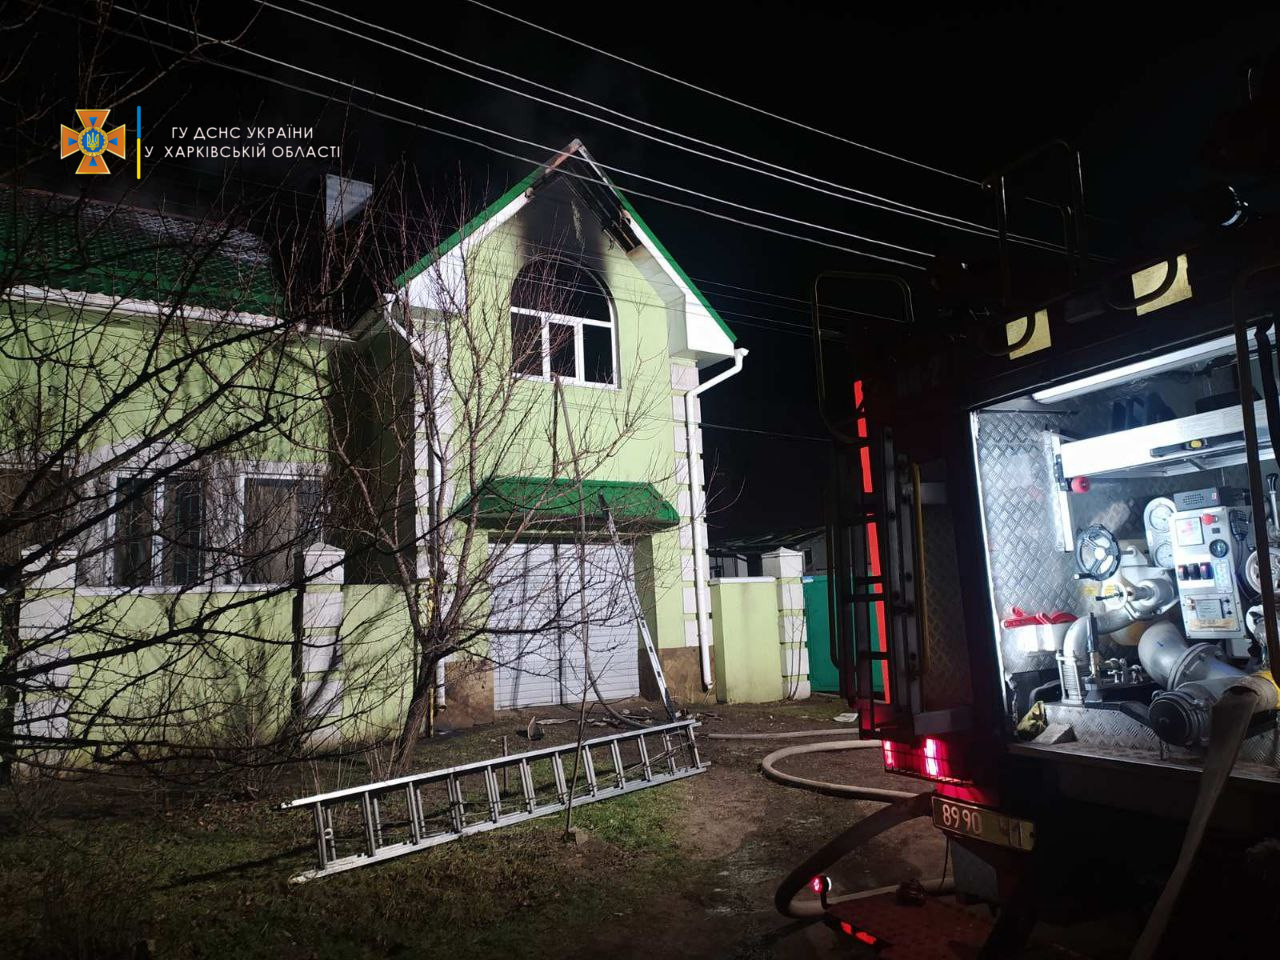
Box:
<box><xmin>462</xmin><ymin>476</ymin><xmax>679</xmax><ymax>530</ymax></box>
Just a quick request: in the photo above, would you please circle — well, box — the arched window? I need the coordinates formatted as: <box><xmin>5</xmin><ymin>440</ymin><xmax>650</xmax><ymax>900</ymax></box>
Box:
<box><xmin>510</xmin><ymin>259</ymin><xmax>616</xmax><ymax>386</ymax></box>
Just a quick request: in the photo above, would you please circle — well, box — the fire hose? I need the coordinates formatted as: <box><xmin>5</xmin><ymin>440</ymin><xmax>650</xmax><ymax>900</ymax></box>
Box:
<box><xmin>706</xmin><ymin>731</ymin><xmax>950</xmax><ymax>918</ymax></box>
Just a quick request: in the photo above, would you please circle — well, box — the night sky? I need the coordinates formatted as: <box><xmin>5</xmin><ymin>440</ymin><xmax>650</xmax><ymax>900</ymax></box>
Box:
<box><xmin>10</xmin><ymin>1</ymin><xmax>1280</xmax><ymax>541</ymax></box>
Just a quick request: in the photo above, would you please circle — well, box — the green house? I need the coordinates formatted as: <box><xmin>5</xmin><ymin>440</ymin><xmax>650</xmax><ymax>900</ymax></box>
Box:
<box><xmin>3</xmin><ymin>137</ymin><xmax>805</xmax><ymax>762</ymax></box>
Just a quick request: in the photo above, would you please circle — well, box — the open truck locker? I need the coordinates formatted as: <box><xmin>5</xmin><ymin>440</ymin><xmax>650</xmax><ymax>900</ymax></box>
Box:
<box><xmin>788</xmin><ymin>196</ymin><xmax>1280</xmax><ymax>955</ymax></box>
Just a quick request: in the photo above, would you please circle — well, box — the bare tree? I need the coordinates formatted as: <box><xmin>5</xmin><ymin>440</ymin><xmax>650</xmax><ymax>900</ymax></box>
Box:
<box><xmin>0</xmin><ymin>183</ymin><xmax>390</xmax><ymax>791</ymax></box>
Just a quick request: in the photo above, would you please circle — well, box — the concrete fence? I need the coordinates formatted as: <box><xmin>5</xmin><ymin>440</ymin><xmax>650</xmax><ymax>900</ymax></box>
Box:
<box><xmin>709</xmin><ymin>547</ymin><xmax>811</xmax><ymax>703</ymax></box>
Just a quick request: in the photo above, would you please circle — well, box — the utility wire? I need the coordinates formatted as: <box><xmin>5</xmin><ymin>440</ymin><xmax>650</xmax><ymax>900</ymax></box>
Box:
<box><xmin>140</xmin><ymin>156</ymin><xmax>890</xmax><ymax>337</ymax></box>
<box><xmin>258</xmin><ymin>0</ymin><xmax>1036</xmax><ymax>251</ymax></box>
<box><xmin>112</xmin><ymin>6</ymin><xmax>930</xmax><ymax>270</ymax></box>
<box><xmin>460</xmin><ymin>0</ymin><xmax>981</xmax><ymax>187</ymax></box>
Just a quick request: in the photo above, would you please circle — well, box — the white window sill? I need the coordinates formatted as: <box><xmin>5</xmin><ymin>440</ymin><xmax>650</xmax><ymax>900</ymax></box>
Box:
<box><xmin>78</xmin><ymin>584</ymin><xmax>295</xmax><ymax>596</ymax></box>
<box><xmin>513</xmin><ymin>373</ymin><xmax>620</xmax><ymax>392</ymax></box>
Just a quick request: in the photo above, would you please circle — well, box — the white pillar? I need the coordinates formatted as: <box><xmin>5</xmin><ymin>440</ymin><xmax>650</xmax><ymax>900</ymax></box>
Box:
<box><xmin>299</xmin><ymin>542</ymin><xmax>345</xmax><ymax>725</ymax></box>
<box><xmin>16</xmin><ymin>547</ymin><xmax>77</xmax><ymax>744</ymax></box>
<box><xmin>764</xmin><ymin>548</ymin><xmax>810</xmax><ymax>700</ymax></box>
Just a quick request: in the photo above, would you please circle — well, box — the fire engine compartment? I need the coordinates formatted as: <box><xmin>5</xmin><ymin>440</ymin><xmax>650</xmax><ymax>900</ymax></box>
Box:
<box><xmin>971</xmin><ymin>333</ymin><xmax>1280</xmax><ymax>772</ymax></box>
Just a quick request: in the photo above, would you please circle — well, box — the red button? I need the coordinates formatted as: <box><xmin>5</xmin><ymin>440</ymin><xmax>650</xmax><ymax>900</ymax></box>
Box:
<box><xmin>1202</xmin><ymin>513</ymin><xmax>1218</xmax><ymax>525</ymax></box>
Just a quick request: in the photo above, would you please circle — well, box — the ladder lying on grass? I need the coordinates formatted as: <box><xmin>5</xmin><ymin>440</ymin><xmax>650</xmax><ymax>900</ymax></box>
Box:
<box><xmin>280</xmin><ymin>718</ymin><xmax>706</xmax><ymax>882</ymax></box>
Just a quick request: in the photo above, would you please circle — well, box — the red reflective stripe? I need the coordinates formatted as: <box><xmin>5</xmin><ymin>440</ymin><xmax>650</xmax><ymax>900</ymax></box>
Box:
<box><xmin>853</xmin><ymin>380</ymin><xmax>890</xmax><ymax>703</ymax></box>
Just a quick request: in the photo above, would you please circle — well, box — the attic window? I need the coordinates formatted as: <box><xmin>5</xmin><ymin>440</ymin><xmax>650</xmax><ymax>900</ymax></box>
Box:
<box><xmin>509</xmin><ymin>259</ymin><xmax>616</xmax><ymax>387</ymax></box>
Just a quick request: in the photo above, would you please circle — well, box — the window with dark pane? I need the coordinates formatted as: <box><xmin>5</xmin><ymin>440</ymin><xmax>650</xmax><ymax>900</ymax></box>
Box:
<box><xmin>114</xmin><ymin>477</ymin><xmax>155</xmax><ymax>587</ymax></box>
<box><xmin>244</xmin><ymin>477</ymin><xmax>326</xmax><ymax>584</ymax></box>
<box><xmin>549</xmin><ymin>321</ymin><xmax>576</xmax><ymax>378</ymax></box>
<box><xmin>582</xmin><ymin>323</ymin><xmax>614</xmax><ymax>385</ymax></box>
<box><xmin>298</xmin><ymin>479</ymin><xmax>327</xmax><ymax>543</ymax></box>
<box><xmin>509</xmin><ymin>259</ymin><xmax>615</xmax><ymax>385</ymax></box>
<box><xmin>510</xmin><ymin>313</ymin><xmax>543</xmax><ymax>376</ymax></box>
<box><xmin>550</xmin><ymin>260</ymin><xmax>610</xmax><ymax>322</ymax></box>
<box><xmin>162</xmin><ymin>476</ymin><xmax>204</xmax><ymax>586</ymax></box>
<box><xmin>0</xmin><ymin>470</ymin><xmax>68</xmax><ymax>573</ymax></box>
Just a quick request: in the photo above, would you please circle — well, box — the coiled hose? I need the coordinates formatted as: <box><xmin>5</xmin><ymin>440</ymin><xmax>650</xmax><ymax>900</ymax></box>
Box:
<box><xmin>706</xmin><ymin>730</ymin><xmax>947</xmax><ymax>918</ymax></box>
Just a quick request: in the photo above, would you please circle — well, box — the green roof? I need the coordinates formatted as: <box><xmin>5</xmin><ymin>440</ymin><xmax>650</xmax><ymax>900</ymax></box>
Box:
<box><xmin>462</xmin><ymin>476</ymin><xmax>679</xmax><ymax>530</ymax></box>
<box><xmin>390</xmin><ymin>147</ymin><xmax>736</xmax><ymax>344</ymax></box>
<box><xmin>0</xmin><ymin>190</ymin><xmax>282</xmax><ymax>314</ymax></box>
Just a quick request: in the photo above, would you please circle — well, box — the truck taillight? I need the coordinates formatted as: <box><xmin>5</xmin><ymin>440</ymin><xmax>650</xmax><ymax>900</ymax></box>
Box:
<box><xmin>880</xmin><ymin>736</ymin><xmax>967</xmax><ymax>783</ymax></box>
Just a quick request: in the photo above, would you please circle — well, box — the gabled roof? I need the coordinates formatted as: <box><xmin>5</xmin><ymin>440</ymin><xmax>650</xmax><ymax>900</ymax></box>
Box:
<box><xmin>0</xmin><ymin>189</ymin><xmax>281</xmax><ymax>314</ymax></box>
<box><xmin>393</xmin><ymin>141</ymin><xmax>736</xmax><ymax>346</ymax></box>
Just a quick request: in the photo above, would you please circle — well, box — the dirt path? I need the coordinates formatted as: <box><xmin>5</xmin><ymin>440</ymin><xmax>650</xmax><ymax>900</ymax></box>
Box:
<box><xmin>534</xmin><ymin>700</ymin><xmax>946</xmax><ymax>959</ymax></box>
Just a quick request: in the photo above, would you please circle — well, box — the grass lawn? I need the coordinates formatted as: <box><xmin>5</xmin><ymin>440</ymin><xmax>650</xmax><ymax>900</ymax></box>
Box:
<box><xmin>0</xmin><ymin>780</ymin><xmax>705</xmax><ymax>960</ymax></box>
<box><xmin>0</xmin><ymin>699</ymin><xmax>897</xmax><ymax>960</ymax></box>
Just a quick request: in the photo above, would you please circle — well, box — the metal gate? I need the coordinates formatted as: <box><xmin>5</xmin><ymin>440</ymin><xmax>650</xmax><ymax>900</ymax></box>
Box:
<box><xmin>489</xmin><ymin>541</ymin><xmax>640</xmax><ymax>709</ymax></box>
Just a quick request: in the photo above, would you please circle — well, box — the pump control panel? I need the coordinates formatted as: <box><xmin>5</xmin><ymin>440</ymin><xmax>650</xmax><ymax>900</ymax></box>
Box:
<box><xmin>1170</xmin><ymin>506</ymin><xmax>1247</xmax><ymax>648</ymax></box>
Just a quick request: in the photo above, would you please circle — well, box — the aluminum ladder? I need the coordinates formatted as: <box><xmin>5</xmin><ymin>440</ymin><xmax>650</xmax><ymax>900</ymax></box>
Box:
<box><xmin>598</xmin><ymin>493</ymin><xmax>677</xmax><ymax>720</ymax></box>
<box><xmin>280</xmin><ymin>718</ymin><xmax>706</xmax><ymax>882</ymax></box>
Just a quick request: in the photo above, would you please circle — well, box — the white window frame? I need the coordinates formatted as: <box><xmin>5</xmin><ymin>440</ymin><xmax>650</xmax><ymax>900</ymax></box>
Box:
<box><xmin>107</xmin><ymin>471</ymin><xmax>205</xmax><ymax>589</ymax></box>
<box><xmin>510</xmin><ymin>305</ymin><xmax>619</xmax><ymax>390</ymax></box>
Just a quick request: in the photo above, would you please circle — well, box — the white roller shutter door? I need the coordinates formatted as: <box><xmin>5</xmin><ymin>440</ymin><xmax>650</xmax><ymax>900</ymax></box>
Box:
<box><xmin>489</xmin><ymin>541</ymin><xmax>640</xmax><ymax>709</ymax></box>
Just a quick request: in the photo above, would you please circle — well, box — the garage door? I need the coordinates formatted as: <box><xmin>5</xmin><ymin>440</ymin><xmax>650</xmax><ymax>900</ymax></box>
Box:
<box><xmin>490</xmin><ymin>541</ymin><xmax>640</xmax><ymax>710</ymax></box>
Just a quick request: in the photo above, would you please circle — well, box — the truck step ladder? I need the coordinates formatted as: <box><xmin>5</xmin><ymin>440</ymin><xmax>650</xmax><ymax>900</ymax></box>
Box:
<box><xmin>280</xmin><ymin>719</ymin><xmax>706</xmax><ymax>882</ymax></box>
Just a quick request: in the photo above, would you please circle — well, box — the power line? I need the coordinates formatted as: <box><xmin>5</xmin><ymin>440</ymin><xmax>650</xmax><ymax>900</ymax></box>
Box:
<box><xmin>259</xmin><ymin>0</ymin><xmax>1024</xmax><ymax>250</ymax></box>
<box><xmin>43</xmin><ymin>6</ymin><xmax>917</xmax><ymax>330</ymax></box>
<box><xmin>113</xmin><ymin>6</ymin><xmax>930</xmax><ymax>271</ymax></box>
<box><xmin>138</xmin><ymin>155</ymin><xmax>886</xmax><ymax>339</ymax></box>
<box><xmin>460</xmin><ymin>0</ymin><xmax>981</xmax><ymax>187</ymax></box>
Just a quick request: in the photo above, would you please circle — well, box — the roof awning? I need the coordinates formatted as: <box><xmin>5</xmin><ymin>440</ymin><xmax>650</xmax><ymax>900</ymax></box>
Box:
<box><xmin>461</xmin><ymin>476</ymin><xmax>679</xmax><ymax>530</ymax></box>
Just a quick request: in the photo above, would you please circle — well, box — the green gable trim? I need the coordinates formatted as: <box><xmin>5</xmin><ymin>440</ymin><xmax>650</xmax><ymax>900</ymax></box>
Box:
<box><xmin>462</xmin><ymin>476</ymin><xmax>679</xmax><ymax>529</ymax></box>
<box><xmin>614</xmin><ymin>193</ymin><xmax>736</xmax><ymax>345</ymax></box>
<box><xmin>392</xmin><ymin>168</ymin><xmax>541</xmax><ymax>289</ymax></box>
<box><xmin>389</xmin><ymin>154</ymin><xmax>737</xmax><ymax>346</ymax></box>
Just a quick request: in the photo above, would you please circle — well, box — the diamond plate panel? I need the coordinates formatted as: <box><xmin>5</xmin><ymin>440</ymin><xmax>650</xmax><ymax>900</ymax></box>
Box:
<box><xmin>1045</xmin><ymin>703</ymin><xmax>1163</xmax><ymax>751</ymax></box>
<box><xmin>974</xmin><ymin>413</ymin><xmax>1081</xmax><ymax>677</ymax></box>
<box><xmin>1046</xmin><ymin>702</ymin><xmax>1280</xmax><ymax>767</ymax></box>
<box><xmin>920</xmin><ymin>504</ymin><xmax>972</xmax><ymax>710</ymax></box>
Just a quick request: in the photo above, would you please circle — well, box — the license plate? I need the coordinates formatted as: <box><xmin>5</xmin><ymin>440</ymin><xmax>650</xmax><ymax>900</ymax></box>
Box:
<box><xmin>931</xmin><ymin>796</ymin><xmax>1035</xmax><ymax>851</ymax></box>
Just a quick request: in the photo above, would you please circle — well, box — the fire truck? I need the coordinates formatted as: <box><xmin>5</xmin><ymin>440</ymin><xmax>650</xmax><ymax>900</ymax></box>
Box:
<box><xmin>781</xmin><ymin>84</ymin><xmax>1280</xmax><ymax>957</ymax></box>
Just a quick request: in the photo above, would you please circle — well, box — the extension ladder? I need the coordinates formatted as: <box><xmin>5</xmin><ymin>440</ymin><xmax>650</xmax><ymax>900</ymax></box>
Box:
<box><xmin>598</xmin><ymin>494</ymin><xmax>677</xmax><ymax>721</ymax></box>
<box><xmin>281</xmin><ymin>719</ymin><xmax>706</xmax><ymax>882</ymax></box>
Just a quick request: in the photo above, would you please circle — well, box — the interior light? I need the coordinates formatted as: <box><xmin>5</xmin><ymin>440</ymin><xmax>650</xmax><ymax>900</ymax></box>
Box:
<box><xmin>1030</xmin><ymin>331</ymin><xmax>1249</xmax><ymax>404</ymax></box>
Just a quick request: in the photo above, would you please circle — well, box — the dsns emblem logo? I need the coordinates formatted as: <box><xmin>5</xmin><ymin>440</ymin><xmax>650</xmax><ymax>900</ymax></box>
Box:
<box><xmin>59</xmin><ymin>109</ymin><xmax>127</xmax><ymax>175</ymax></box>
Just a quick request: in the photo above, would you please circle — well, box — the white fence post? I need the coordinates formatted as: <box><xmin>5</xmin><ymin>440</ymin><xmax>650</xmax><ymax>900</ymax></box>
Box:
<box><xmin>763</xmin><ymin>548</ymin><xmax>810</xmax><ymax>700</ymax></box>
<box><xmin>15</xmin><ymin>547</ymin><xmax>77</xmax><ymax>745</ymax></box>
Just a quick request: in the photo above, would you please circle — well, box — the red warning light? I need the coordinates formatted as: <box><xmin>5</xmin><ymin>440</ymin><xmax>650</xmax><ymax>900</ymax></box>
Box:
<box><xmin>923</xmin><ymin>738</ymin><xmax>941</xmax><ymax>778</ymax></box>
<box><xmin>855</xmin><ymin>930</ymin><xmax>878</xmax><ymax>945</ymax></box>
<box><xmin>810</xmin><ymin>875</ymin><xmax>827</xmax><ymax>895</ymax></box>
<box><xmin>840</xmin><ymin>921</ymin><xmax>854</xmax><ymax>935</ymax></box>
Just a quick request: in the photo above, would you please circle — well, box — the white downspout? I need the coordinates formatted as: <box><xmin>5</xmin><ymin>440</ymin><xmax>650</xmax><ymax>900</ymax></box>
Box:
<box><xmin>685</xmin><ymin>348</ymin><xmax>749</xmax><ymax>690</ymax></box>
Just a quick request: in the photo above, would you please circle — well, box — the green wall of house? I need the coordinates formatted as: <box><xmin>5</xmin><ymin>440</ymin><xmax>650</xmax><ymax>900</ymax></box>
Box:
<box><xmin>37</xmin><ymin>583</ymin><xmax>412</xmax><ymax>766</ymax></box>
<box><xmin>0</xmin><ymin>302</ymin><xmax>330</xmax><ymax>464</ymax></box>
<box><xmin>414</xmin><ymin>178</ymin><xmax>690</xmax><ymax>658</ymax></box>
